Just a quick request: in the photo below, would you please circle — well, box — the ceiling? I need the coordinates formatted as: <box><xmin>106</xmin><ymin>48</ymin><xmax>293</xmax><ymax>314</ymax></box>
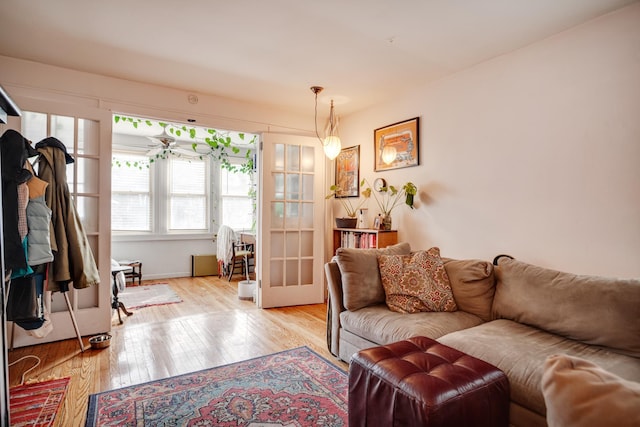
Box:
<box><xmin>0</xmin><ymin>0</ymin><xmax>635</xmax><ymax>116</ymax></box>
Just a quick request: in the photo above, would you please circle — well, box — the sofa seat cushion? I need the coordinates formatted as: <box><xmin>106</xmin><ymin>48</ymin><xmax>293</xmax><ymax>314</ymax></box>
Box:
<box><xmin>438</xmin><ymin>319</ymin><xmax>640</xmax><ymax>417</ymax></box>
<box><xmin>340</xmin><ymin>304</ymin><xmax>484</xmax><ymax>347</ymax></box>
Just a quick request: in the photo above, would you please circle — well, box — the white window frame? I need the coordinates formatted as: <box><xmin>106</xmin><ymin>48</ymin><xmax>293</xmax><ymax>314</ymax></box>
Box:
<box><xmin>111</xmin><ymin>151</ymin><xmax>153</xmax><ymax>233</ymax></box>
<box><xmin>167</xmin><ymin>156</ymin><xmax>210</xmax><ymax>232</ymax></box>
<box><xmin>111</xmin><ymin>150</ymin><xmax>213</xmax><ymax>238</ymax></box>
<box><xmin>220</xmin><ymin>156</ymin><xmax>255</xmax><ymax>231</ymax></box>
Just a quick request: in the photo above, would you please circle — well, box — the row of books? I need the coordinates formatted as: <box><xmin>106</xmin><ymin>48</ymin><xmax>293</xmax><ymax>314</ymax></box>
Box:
<box><xmin>339</xmin><ymin>231</ymin><xmax>378</xmax><ymax>249</ymax></box>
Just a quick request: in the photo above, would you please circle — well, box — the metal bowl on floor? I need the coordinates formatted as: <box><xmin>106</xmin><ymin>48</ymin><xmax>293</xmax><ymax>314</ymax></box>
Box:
<box><xmin>89</xmin><ymin>334</ymin><xmax>112</xmax><ymax>349</ymax></box>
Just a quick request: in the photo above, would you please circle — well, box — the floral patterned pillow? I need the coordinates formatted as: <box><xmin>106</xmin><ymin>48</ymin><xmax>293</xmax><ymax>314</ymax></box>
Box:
<box><xmin>378</xmin><ymin>248</ymin><xmax>458</xmax><ymax>313</ymax></box>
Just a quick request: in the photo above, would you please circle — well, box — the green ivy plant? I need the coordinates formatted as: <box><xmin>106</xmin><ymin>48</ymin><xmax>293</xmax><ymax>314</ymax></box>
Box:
<box><xmin>113</xmin><ymin>115</ymin><xmax>256</xmax><ymax>173</ymax></box>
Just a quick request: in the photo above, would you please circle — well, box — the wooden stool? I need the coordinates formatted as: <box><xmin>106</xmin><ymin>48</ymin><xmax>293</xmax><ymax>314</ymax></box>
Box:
<box><xmin>119</xmin><ymin>260</ymin><xmax>142</xmax><ymax>285</ymax></box>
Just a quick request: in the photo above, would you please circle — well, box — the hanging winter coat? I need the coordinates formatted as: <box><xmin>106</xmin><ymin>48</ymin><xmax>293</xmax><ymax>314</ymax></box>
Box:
<box><xmin>0</xmin><ymin>129</ymin><xmax>32</xmax><ymax>271</ymax></box>
<box><xmin>35</xmin><ymin>138</ymin><xmax>100</xmax><ymax>291</ymax></box>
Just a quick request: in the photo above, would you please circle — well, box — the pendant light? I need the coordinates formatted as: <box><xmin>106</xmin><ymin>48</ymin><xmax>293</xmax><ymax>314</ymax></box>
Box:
<box><xmin>311</xmin><ymin>86</ymin><xmax>342</xmax><ymax>160</ymax></box>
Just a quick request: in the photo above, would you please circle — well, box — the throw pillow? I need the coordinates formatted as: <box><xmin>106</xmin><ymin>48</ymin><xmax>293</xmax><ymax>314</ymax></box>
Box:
<box><xmin>335</xmin><ymin>242</ymin><xmax>411</xmax><ymax>311</ymax></box>
<box><xmin>378</xmin><ymin>248</ymin><xmax>457</xmax><ymax>313</ymax></box>
<box><xmin>542</xmin><ymin>354</ymin><xmax>640</xmax><ymax>427</ymax></box>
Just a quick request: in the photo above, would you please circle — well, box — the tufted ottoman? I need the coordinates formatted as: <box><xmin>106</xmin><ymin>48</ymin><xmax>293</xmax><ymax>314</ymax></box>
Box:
<box><xmin>349</xmin><ymin>336</ymin><xmax>510</xmax><ymax>427</ymax></box>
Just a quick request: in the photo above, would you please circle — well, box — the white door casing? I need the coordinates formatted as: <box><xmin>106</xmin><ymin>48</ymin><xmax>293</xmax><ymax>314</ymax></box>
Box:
<box><xmin>258</xmin><ymin>133</ymin><xmax>325</xmax><ymax>308</ymax></box>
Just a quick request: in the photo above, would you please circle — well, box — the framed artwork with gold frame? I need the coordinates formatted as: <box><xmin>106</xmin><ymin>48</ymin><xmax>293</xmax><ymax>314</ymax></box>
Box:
<box><xmin>374</xmin><ymin>117</ymin><xmax>419</xmax><ymax>171</ymax></box>
<box><xmin>335</xmin><ymin>145</ymin><xmax>360</xmax><ymax>197</ymax></box>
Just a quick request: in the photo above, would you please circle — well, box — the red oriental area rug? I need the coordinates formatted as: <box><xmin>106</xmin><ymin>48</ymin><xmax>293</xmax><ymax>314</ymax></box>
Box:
<box><xmin>85</xmin><ymin>347</ymin><xmax>348</xmax><ymax>426</ymax></box>
<box><xmin>10</xmin><ymin>377</ymin><xmax>70</xmax><ymax>427</ymax></box>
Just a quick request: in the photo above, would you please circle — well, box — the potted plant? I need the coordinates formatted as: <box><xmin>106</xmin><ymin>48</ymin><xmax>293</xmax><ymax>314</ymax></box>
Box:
<box><xmin>326</xmin><ymin>180</ymin><xmax>370</xmax><ymax>228</ymax></box>
<box><xmin>363</xmin><ymin>181</ymin><xmax>417</xmax><ymax>230</ymax></box>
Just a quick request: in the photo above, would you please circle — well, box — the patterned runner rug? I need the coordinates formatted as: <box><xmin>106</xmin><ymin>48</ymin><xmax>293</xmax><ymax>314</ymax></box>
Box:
<box><xmin>85</xmin><ymin>347</ymin><xmax>348</xmax><ymax>426</ymax></box>
<box><xmin>10</xmin><ymin>377</ymin><xmax>70</xmax><ymax>427</ymax></box>
<box><xmin>118</xmin><ymin>283</ymin><xmax>182</xmax><ymax>309</ymax></box>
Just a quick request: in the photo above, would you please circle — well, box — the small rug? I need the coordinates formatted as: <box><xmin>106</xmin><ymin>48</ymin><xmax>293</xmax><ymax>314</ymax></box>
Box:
<box><xmin>85</xmin><ymin>347</ymin><xmax>348</xmax><ymax>426</ymax></box>
<box><xmin>118</xmin><ymin>284</ymin><xmax>182</xmax><ymax>309</ymax></box>
<box><xmin>10</xmin><ymin>377</ymin><xmax>70</xmax><ymax>427</ymax></box>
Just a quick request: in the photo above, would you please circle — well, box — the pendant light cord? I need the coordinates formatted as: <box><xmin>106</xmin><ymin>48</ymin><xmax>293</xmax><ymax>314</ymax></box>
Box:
<box><xmin>313</xmin><ymin>91</ymin><xmax>325</xmax><ymax>146</ymax></box>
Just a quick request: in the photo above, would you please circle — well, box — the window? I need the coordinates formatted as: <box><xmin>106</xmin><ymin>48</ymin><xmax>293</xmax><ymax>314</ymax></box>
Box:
<box><xmin>111</xmin><ymin>152</ymin><xmax>151</xmax><ymax>231</ymax></box>
<box><xmin>111</xmin><ymin>115</ymin><xmax>256</xmax><ymax>236</ymax></box>
<box><xmin>111</xmin><ymin>152</ymin><xmax>210</xmax><ymax>234</ymax></box>
<box><xmin>169</xmin><ymin>157</ymin><xmax>208</xmax><ymax>231</ymax></box>
<box><xmin>220</xmin><ymin>158</ymin><xmax>254</xmax><ymax>230</ymax></box>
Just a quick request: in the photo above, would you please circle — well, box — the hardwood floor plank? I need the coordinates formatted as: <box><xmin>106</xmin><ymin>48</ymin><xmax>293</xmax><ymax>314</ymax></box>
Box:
<box><xmin>7</xmin><ymin>276</ymin><xmax>345</xmax><ymax>426</ymax></box>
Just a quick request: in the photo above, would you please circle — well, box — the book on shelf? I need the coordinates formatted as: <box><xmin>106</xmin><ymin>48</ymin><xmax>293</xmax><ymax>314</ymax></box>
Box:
<box><xmin>340</xmin><ymin>231</ymin><xmax>377</xmax><ymax>249</ymax></box>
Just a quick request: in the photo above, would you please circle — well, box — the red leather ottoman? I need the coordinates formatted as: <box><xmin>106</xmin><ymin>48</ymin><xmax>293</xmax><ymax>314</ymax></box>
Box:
<box><xmin>349</xmin><ymin>336</ymin><xmax>510</xmax><ymax>427</ymax></box>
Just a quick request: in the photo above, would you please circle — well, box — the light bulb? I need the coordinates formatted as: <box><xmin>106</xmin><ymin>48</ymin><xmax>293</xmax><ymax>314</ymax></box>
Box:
<box><xmin>324</xmin><ymin>136</ymin><xmax>342</xmax><ymax>160</ymax></box>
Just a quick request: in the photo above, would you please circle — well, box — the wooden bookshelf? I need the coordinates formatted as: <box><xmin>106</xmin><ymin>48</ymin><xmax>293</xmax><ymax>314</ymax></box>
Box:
<box><xmin>333</xmin><ymin>228</ymin><xmax>398</xmax><ymax>254</ymax></box>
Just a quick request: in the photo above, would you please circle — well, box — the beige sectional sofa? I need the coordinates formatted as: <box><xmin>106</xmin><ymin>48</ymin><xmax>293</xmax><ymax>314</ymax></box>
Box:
<box><xmin>325</xmin><ymin>243</ymin><xmax>640</xmax><ymax>426</ymax></box>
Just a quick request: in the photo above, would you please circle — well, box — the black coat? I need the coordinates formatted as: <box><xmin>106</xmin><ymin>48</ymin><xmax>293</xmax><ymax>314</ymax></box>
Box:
<box><xmin>1</xmin><ymin>129</ymin><xmax>33</xmax><ymax>271</ymax></box>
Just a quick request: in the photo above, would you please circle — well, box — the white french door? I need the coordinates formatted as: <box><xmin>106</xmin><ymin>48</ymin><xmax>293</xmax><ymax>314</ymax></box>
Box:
<box><xmin>258</xmin><ymin>133</ymin><xmax>325</xmax><ymax>308</ymax></box>
<box><xmin>4</xmin><ymin>96</ymin><xmax>112</xmax><ymax>347</ymax></box>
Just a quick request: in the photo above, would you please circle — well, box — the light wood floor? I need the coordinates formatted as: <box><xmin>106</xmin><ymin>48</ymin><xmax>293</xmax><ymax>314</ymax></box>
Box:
<box><xmin>7</xmin><ymin>276</ymin><xmax>346</xmax><ymax>427</ymax></box>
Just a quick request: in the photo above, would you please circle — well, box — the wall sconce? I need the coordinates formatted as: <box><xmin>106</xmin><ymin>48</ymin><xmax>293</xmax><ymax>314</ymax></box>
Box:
<box><xmin>311</xmin><ymin>86</ymin><xmax>342</xmax><ymax>160</ymax></box>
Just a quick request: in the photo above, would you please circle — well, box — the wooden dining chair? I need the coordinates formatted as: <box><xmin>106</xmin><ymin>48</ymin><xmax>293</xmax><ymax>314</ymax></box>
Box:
<box><xmin>227</xmin><ymin>241</ymin><xmax>254</xmax><ymax>281</ymax></box>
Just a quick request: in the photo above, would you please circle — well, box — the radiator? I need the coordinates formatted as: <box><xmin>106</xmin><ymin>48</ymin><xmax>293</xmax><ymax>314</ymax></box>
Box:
<box><xmin>191</xmin><ymin>254</ymin><xmax>218</xmax><ymax>277</ymax></box>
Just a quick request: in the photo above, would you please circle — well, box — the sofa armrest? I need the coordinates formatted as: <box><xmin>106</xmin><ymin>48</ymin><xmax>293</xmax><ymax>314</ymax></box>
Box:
<box><xmin>325</xmin><ymin>261</ymin><xmax>345</xmax><ymax>357</ymax></box>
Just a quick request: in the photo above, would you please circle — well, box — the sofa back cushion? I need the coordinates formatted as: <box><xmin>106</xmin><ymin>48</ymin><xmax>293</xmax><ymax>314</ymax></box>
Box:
<box><xmin>492</xmin><ymin>258</ymin><xmax>640</xmax><ymax>357</ymax></box>
<box><xmin>335</xmin><ymin>242</ymin><xmax>411</xmax><ymax>311</ymax></box>
<box><xmin>443</xmin><ymin>258</ymin><xmax>496</xmax><ymax>322</ymax></box>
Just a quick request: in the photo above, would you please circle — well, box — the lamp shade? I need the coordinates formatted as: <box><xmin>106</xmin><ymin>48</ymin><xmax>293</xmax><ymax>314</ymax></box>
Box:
<box><xmin>323</xmin><ymin>135</ymin><xmax>342</xmax><ymax>160</ymax></box>
<box><xmin>381</xmin><ymin>145</ymin><xmax>397</xmax><ymax>164</ymax></box>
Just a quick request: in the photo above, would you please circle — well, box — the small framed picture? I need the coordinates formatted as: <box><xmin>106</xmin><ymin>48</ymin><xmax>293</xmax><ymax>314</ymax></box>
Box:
<box><xmin>374</xmin><ymin>117</ymin><xmax>420</xmax><ymax>171</ymax></box>
<box><xmin>372</xmin><ymin>215</ymin><xmax>381</xmax><ymax>230</ymax></box>
<box><xmin>335</xmin><ymin>145</ymin><xmax>360</xmax><ymax>198</ymax></box>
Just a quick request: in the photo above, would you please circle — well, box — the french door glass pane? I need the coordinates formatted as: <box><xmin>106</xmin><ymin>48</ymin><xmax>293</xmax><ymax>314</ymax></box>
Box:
<box><xmin>286</xmin><ymin>145</ymin><xmax>300</xmax><ymax>172</ymax></box>
<box><xmin>76</xmin><ymin>196</ymin><xmax>99</xmax><ymax>233</ymax></box>
<box><xmin>51</xmin><ymin>115</ymin><xmax>75</xmax><ymax>153</ymax></box>
<box><xmin>285</xmin><ymin>232</ymin><xmax>299</xmax><ymax>257</ymax></box>
<box><xmin>77</xmin><ymin>118</ymin><xmax>100</xmax><ymax>156</ymax></box>
<box><xmin>21</xmin><ymin>111</ymin><xmax>47</xmax><ymax>142</ymax></box>
<box><xmin>273</xmin><ymin>144</ymin><xmax>284</xmax><ymax>171</ymax></box>
<box><xmin>271</xmin><ymin>202</ymin><xmax>284</xmax><ymax>228</ymax></box>
<box><xmin>76</xmin><ymin>158</ymin><xmax>99</xmax><ymax>193</ymax></box>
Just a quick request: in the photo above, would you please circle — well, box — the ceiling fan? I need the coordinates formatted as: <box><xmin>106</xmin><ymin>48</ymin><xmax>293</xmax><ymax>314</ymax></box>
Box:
<box><xmin>146</xmin><ymin>126</ymin><xmax>202</xmax><ymax>158</ymax></box>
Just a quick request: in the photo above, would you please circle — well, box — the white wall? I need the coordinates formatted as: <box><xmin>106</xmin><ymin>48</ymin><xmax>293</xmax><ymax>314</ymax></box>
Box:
<box><xmin>338</xmin><ymin>4</ymin><xmax>640</xmax><ymax>277</ymax></box>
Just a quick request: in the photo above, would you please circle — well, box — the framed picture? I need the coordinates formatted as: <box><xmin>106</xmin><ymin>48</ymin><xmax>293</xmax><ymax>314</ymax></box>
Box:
<box><xmin>335</xmin><ymin>145</ymin><xmax>360</xmax><ymax>198</ymax></box>
<box><xmin>374</xmin><ymin>117</ymin><xmax>420</xmax><ymax>171</ymax></box>
<box><xmin>372</xmin><ymin>215</ymin><xmax>381</xmax><ymax>230</ymax></box>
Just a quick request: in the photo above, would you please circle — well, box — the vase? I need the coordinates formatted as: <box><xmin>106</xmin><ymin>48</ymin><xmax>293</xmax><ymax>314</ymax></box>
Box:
<box><xmin>382</xmin><ymin>214</ymin><xmax>392</xmax><ymax>231</ymax></box>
